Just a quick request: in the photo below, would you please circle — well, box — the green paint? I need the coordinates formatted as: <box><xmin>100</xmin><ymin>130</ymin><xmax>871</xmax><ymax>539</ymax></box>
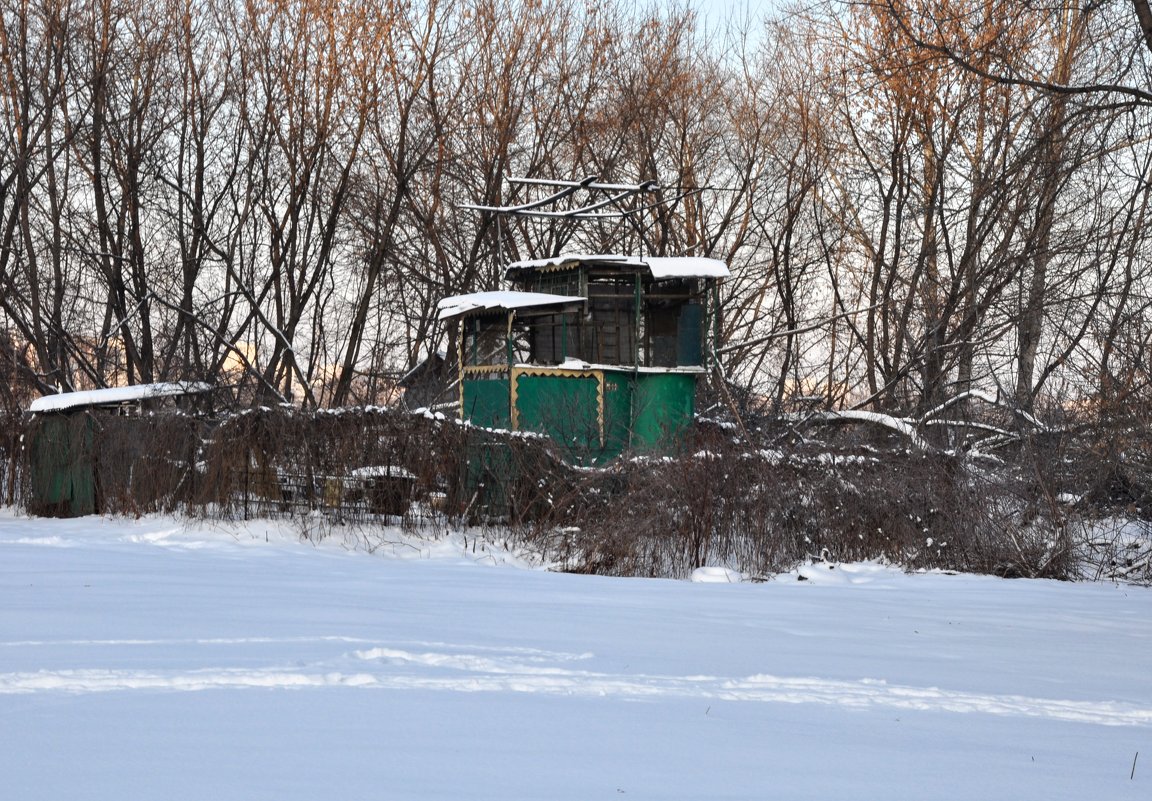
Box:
<box><xmin>507</xmin><ymin>367</ymin><xmax>695</xmax><ymax>463</ymax></box>
<box><xmin>29</xmin><ymin>413</ymin><xmax>97</xmax><ymax>517</ymax></box>
<box><xmin>461</xmin><ymin>377</ymin><xmax>511</xmax><ymax>429</ymax></box>
<box><xmin>677</xmin><ymin>303</ymin><xmax>703</xmax><ymax>366</ymax></box>
<box><xmin>601</xmin><ymin>371</ymin><xmax>632</xmax><ymax>460</ymax></box>
<box><xmin>448</xmin><ymin>259</ymin><xmax>721</xmax><ymax>466</ymax></box>
<box><xmin>462</xmin><ymin>438</ymin><xmax>514</xmax><ymax>519</ymax></box>
<box><xmin>711</xmin><ymin>282</ymin><xmax>722</xmax><ymax>366</ymax></box>
<box><xmin>513</xmin><ymin>370</ymin><xmax>602</xmax><ymax>462</ymax></box>
<box><xmin>631</xmin><ymin>372</ymin><xmax>696</xmax><ymax>453</ymax></box>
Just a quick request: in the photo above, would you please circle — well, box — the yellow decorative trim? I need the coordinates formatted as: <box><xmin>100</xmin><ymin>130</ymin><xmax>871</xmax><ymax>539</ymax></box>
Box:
<box><xmin>512</xmin><ymin>367</ymin><xmax>597</xmax><ymax>379</ymax></box>
<box><xmin>463</xmin><ymin>364</ymin><xmax>511</xmax><ymax>375</ymax></box>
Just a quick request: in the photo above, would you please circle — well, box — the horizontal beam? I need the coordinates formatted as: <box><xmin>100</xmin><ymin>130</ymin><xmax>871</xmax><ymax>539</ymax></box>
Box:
<box><xmin>509</xmin><ymin>176</ymin><xmax>659</xmax><ymax>193</ymax></box>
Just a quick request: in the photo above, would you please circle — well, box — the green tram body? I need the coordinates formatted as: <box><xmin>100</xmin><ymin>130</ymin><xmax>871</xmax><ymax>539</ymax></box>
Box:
<box><xmin>440</xmin><ymin>254</ymin><xmax>727</xmax><ymax>465</ymax></box>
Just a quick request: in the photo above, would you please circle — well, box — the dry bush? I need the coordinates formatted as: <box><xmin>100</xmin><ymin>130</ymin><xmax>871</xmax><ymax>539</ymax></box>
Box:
<box><xmin>4</xmin><ymin>401</ymin><xmax>1123</xmax><ymax>583</ymax></box>
<box><xmin>453</xmin><ymin>432</ymin><xmax>578</xmax><ymax>527</ymax></box>
<box><xmin>1009</xmin><ymin>397</ymin><xmax>1152</xmax><ymax>584</ymax></box>
<box><xmin>1077</xmin><ymin>415</ymin><xmax>1152</xmax><ymax>516</ymax></box>
<box><xmin>94</xmin><ymin>414</ymin><xmax>208</xmax><ymax>515</ymax></box>
<box><xmin>168</xmin><ymin>406</ymin><xmax>575</xmax><ymax>539</ymax></box>
<box><xmin>531</xmin><ymin>426</ymin><xmax>1076</xmax><ymax>580</ymax></box>
<box><xmin>1074</xmin><ymin>517</ymin><xmax>1152</xmax><ymax>583</ymax></box>
<box><xmin>15</xmin><ymin>404</ymin><xmax>582</xmax><ymax>536</ymax></box>
<box><xmin>0</xmin><ymin>412</ymin><xmax>24</xmax><ymax>506</ymax></box>
<box><xmin>193</xmin><ymin>407</ymin><xmax>469</xmax><ymax>526</ymax></box>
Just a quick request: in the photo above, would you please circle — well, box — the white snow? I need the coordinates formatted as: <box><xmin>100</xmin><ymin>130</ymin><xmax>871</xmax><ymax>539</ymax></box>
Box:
<box><xmin>525</xmin><ymin>359</ymin><xmax>706</xmax><ymax>374</ymax></box>
<box><xmin>436</xmin><ymin>290</ymin><xmax>585</xmax><ymax>320</ymax></box>
<box><xmin>506</xmin><ymin>252</ymin><xmax>641</xmax><ymax>271</ymax></box>
<box><xmin>691</xmin><ymin>565</ymin><xmax>744</xmax><ymax>583</ymax></box>
<box><xmin>506</xmin><ymin>252</ymin><xmax>731</xmax><ymax>279</ymax></box>
<box><xmin>1</xmin><ymin>510</ymin><xmax>1150</xmax><ymax>800</ymax></box>
<box><xmin>643</xmin><ymin>256</ymin><xmax>731</xmax><ymax>279</ymax></box>
<box><xmin>28</xmin><ymin>381</ymin><xmax>213</xmax><ymax>413</ymax></box>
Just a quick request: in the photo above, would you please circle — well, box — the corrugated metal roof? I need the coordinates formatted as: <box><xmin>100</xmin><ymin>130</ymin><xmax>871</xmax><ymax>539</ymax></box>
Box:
<box><xmin>436</xmin><ymin>291</ymin><xmax>586</xmax><ymax>320</ymax></box>
<box><xmin>28</xmin><ymin>382</ymin><xmax>213</xmax><ymax>413</ymax></box>
<box><xmin>505</xmin><ymin>253</ymin><xmax>729</xmax><ymax>279</ymax></box>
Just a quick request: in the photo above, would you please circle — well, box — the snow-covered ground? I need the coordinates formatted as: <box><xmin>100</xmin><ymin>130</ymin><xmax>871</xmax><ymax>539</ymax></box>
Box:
<box><xmin>1</xmin><ymin>510</ymin><xmax>1149</xmax><ymax>800</ymax></box>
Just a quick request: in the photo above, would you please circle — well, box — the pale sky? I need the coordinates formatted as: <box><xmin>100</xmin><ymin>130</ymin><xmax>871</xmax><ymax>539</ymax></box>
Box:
<box><xmin>683</xmin><ymin>0</ymin><xmax>771</xmax><ymax>37</ymax></box>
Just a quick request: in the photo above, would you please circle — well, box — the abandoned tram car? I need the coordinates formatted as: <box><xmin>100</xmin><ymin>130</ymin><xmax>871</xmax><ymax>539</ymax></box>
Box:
<box><xmin>438</xmin><ymin>253</ymin><xmax>728</xmax><ymax>463</ymax></box>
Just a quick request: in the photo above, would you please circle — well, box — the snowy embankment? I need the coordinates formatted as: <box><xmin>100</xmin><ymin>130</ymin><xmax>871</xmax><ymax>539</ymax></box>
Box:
<box><xmin>1</xmin><ymin>511</ymin><xmax>1149</xmax><ymax>800</ymax></box>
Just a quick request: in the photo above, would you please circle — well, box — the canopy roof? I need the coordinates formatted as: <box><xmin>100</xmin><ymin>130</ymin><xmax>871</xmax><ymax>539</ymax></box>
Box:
<box><xmin>28</xmin><ymin>381</ymin><xmax>213</xmax><ymax>413</ymax></box>
<box><xmin>506</xmin><ymin>253</ymin><xmax>730</xmax><ymax>280</ymax></box>
<box><xmin>436</xmin><ymin>290</ymin><xmax>586</xmax><ymax>321</ymax></box>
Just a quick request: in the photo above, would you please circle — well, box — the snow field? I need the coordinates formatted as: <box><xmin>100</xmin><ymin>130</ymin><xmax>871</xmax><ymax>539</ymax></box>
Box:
<box><xmin>1</xmin><ymin>511</ymin><xmax>1149</xmax><ymax>800</ymax></box>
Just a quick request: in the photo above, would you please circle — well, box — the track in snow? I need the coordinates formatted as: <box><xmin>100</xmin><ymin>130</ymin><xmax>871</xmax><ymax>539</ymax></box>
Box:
<box><xmin>2</xmin><ymin>638</ymin><xmax>1148</xmax><ymax>728</ymax></box>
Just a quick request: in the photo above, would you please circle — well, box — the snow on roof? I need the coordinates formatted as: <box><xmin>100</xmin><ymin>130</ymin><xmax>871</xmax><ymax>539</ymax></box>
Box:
<box><xmin>545</xmin><ymin>357</ymin><xmax>706</xmax><ymax>375</ymax></box>
<box><xmin>643</xmin><ymin>257</ymin><xmax>730</xmax><ymax>279</ymax></box>
<box><xmin>507</xmin><ymin>253</ymin><xmax>641</xmax><ymax>272</ymax></box>
<box><xmin>28</xmin><ymin>381</ymin><xmax>213</xmax><ymax>413</ymax></box>
<box><xmin>505</xmin><ymin>253</ymin><xmax>730</xmax><ymax>280</ymax></box>
<box><xmin>437</xmin><ymin>290</ymin><xmax>586</xmax><ymax>320</ymax></box>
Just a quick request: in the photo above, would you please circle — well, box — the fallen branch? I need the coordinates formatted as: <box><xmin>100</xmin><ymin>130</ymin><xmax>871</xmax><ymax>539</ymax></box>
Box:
<box><xmin>799</xmin><ymin>409</ymin><xmax>931</xmax><ymax>450</ymax></box>
<box><xmin>919</xmin><ymin>388</ymin><xmax>1050</xmax><ymax>432</ymax></box>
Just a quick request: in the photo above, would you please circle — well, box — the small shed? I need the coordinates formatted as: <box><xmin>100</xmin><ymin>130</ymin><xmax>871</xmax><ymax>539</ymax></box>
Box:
<box><xmin>397</xmin><ymin>350</ymin><xmax>453</xmax><ymax>410</ymax></box>
<box><xmin>438</xmin><ymin>253</ymin><xmax>728</xmax><ymax>463</ymax></box>
<box><xmin>25</xmin><ymin>382</ymin><xmax>213</xmax><ymax>517</ymax></box>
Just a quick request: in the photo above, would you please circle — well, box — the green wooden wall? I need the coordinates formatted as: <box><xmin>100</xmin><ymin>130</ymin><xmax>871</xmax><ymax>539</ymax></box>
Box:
<box><xmin>463</xmin><ymin>366</ymin><xmax>697</xmax><ymax>464</ymax></box>
<box><xmin>29</xmin><ymin>413</ymin><xmax>97</xmax><ymax>517</ymax></box>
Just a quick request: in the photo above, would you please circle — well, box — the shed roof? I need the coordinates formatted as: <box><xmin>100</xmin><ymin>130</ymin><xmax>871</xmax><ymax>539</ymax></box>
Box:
<box><xmin>28</xmin><ymin>381</ymin><xmax>213</xmax><ymax>413</ymax></box>
<box><xmin>505</xmin><ymin>253</ymin><xmax>730</xmax><ymax>280</ymax></box>
<box><xmin>436</xmin><ymin>290</ymin><xmax>586</xmax><ymax>321</ymax></box>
